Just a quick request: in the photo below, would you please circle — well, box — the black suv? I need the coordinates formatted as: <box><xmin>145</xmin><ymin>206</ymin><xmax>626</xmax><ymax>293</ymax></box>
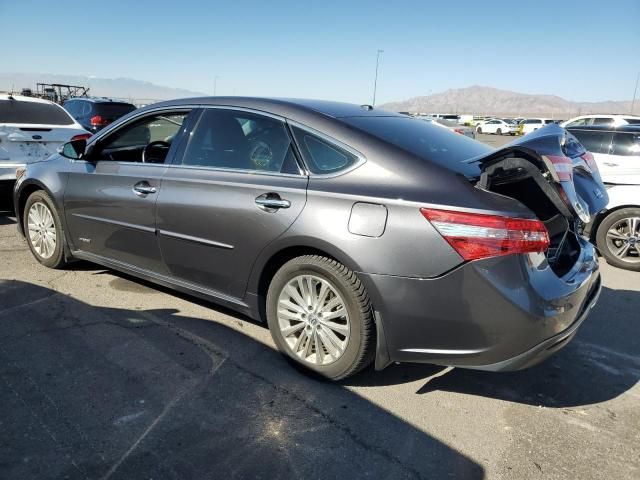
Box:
<box><xmin>62</xmin><ymin>98</ymin><xmax>136</xmax><ymax>133</ymax></box>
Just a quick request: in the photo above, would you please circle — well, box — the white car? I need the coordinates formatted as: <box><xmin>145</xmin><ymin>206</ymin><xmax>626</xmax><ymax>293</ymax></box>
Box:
<box><xmin>475</xmin><ymin>118</ymin><xmax>517</xmax><ymax>135</ymax></box>
<box><xmin>518</xmin><ymin>118</ymin><xmax>556</xmax><ymax>135</ymax></box>
<box><xmin>569</xmin><ymin>125</ymin><xmax>640</xmax><ymax>271</ymax></box>
<box><xmin>0</xmin><ymin>94</ymin><xmax>89</xmax><ymax>194</ymax></box>
<box><xmin>561</xmin><ymin>114</ymin><xmax>640</xmax><ymax>128</ymax></box>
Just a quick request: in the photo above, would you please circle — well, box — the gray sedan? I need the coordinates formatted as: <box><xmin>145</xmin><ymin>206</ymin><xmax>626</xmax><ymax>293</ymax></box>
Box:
<box><xmin>14</xmin><ymin>97</ymin><xmax>606</xmax><ymax>380</ymax></box>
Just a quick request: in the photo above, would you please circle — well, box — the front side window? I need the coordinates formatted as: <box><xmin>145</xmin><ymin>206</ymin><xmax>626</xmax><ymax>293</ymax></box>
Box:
<box><xmin>181</xmin><ymin>109</ymin><xmax>300</xmax><ymax>174</ymax></box>
<box><xmin>566</xmin><ymin>118</ymin><xmax>588</xmax><ymax>127</ymax></box>
<box><xmin>292</xmin><ymin>126</ymin><xmax>358</xmax><ymax>174</ymax></box>
<box><xmin>95</xmin><ymin>111</ymin><xmax>190</xmax><ymax>163</ymax></box>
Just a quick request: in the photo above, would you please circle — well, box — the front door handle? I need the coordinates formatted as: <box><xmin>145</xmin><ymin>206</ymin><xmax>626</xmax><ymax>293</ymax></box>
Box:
<box><xmin>133</xmin><ymin>181</ymin><xmax>157</xmax><ymax>196</ymax></box>
<box><xmin>255</xmin><ymin>193</ymin><xmax>291</xmax><ymax>211</ymax></box>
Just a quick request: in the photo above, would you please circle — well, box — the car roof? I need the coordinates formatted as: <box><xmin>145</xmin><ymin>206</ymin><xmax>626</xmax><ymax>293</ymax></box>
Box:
<box><xmin>143</xmin><ymin>96</ymin><xmax>404</xmax><ymax>120</ymax></box>
<box><xmin>566</xmin><ymin>125</ymin><xmax>640</xmax><ymax>133</ymax></box>
<box><xmin>0</xmin><ymin>94</ymin><xmax>58</xmax><ymax>105</ymax></box>
<box><xmin>568</xmin><ymin>114</ymin><xmax>640</xmax><ymax>119</ymax></box>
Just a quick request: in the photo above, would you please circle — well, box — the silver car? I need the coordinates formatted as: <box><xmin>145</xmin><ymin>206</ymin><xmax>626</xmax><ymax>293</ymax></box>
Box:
<box><xmin>14</xmin><ymin>97</ymin><xmax>606</xmax><ymax>380</ymax></box>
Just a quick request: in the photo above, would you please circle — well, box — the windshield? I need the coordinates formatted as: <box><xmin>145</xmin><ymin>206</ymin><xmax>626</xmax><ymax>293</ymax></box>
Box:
<box><xmin>0</xmin><ymin>100</ymin><xmax>75</xmax><ymax>125</ymax></box>
<box><xmin>343</xmin><ymin>116</ymin><xmax>490</xmax><ymax>176</ymax></box>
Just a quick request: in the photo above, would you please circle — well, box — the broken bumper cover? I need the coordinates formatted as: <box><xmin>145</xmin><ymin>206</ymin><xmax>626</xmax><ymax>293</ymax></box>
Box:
<box><xmin>360</xmin><ymin>238</ymin><xmax>601</xmax><ymax>371</ymax></box>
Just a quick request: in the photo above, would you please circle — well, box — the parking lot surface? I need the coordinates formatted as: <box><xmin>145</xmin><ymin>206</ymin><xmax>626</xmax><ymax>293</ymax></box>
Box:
<box><xmin>1</xmin><ymin>186</ymin><xmax>639</xmax><ymax>479</ymax></box>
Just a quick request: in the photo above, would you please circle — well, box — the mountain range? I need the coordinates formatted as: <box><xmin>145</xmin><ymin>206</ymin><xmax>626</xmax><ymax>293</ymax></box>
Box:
<box><xmin>0</xmin><ymin>73</ymin><xmax>206</xmax><ymax>102</ymax></box>
<box><xmin>380</xmin><ymin>86</ymin><xmax>636</xmax><ymax>118</ymax></box>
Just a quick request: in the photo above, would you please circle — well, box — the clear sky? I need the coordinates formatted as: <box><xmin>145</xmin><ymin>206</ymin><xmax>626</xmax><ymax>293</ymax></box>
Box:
<box><xmin>1</xmin><ymin>0</ymin><xmax>638</xmax><ymax>104</ymax></box>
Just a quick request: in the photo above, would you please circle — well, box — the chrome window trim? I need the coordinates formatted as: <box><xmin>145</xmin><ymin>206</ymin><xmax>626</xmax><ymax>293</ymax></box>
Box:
<box><xmin>286</xmin><ymin>119</ymin><xmax>367</xmax><ymax>178</ymax></box>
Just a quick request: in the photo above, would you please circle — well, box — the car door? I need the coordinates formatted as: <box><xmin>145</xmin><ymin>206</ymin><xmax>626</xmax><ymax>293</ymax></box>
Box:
<box><xmin>569</xmin><ymin>130</ymin><xmax>616</xmax><ymax>179</ymax></box>
<box><xmin>156</xmin><ymin>107</ymin><xmax>307</xmax><ymax>300</ymax></box>
<box><xmin>64</xmin><ymin>108</ymin><xmax>194</xmax><ymax>273</ymax></box>
<box><xmin>609</xmin><ymin>132</ymin><xmax>640</xmax><ymax>181</ymax></box>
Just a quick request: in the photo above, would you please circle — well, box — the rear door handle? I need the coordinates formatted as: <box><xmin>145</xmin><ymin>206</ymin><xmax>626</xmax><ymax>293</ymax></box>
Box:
<box><xmin>133</xmin><ymin>181</ymin><xmax>157</xmax><ymax>196</ymax></box>
<box><xmin>255</xmin><ymin>193</ymin><xmax>291</xmax><ymax>210</ymax></box>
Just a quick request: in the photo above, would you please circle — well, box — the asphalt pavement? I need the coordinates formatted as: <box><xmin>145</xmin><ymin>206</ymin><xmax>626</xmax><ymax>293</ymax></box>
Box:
<box><xmin>0</xmin><ymin>159</ymin><xmax>638</xmax><ymax>479</ymax></box>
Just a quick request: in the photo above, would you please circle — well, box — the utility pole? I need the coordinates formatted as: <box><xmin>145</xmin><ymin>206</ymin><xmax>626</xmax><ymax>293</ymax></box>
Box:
<box><xmin>372</xmin><ymin>49</ymin><xmax>384</xmax><ymax>106</ymax></box>
<box><xmin>632</xmin><ymin>71</ymin><xmax>639</xmax><ymax>115</ymax></box>
<box><xmin>213</xmin><ymin>75</ymin><xmax>220</xmax><ymax>96</ymax></box>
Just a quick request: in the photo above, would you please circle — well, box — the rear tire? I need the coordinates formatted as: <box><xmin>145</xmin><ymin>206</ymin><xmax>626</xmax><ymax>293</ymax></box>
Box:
<box><xmin>595</xmin><ymin>208</ymin><xmax>640</xmax><ymax>271</ymax></box>
<box><xmin>266</xmin><ymin>255</ymin><xmax>374</xmax><ymax>380</ymax></box>
<box><xmin>23</xmin><ymin>191</ymin><xmax>67</xmax><ymax>269</ymax></box>
<box><xmin>496</xmin><ymin>128</ymin><xmax>502</xmax><ymax>135</ymax></box>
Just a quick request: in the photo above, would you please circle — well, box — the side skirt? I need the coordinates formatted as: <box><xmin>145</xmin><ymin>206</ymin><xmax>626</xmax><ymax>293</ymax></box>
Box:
<box><xmin>71</xmin><ymin>250</ymin><xmax>253</xmax><ymax>317</ymax></box>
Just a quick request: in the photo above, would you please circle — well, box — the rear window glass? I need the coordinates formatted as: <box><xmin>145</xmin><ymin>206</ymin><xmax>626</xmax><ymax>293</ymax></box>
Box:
<box><xmin>343</xmin><ymin>116</ymin><xmax>490</xmax><ymax>175</ymax></box>
<box><xmin>94</xmin><ymin>103</ymin><xmax>136</xmax><ymax>118</ymax></box>
<box><xmin>0</xmin><ymin>99</ymin><xmax>75</xmax><ymax>125</ymax></box>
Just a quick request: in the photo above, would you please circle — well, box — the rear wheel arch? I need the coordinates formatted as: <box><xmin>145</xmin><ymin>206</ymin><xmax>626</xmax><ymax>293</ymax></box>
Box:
<box><xmin>251</xmin><ymin>243</ymin><xmax>363</xmax><ymax>321</ymax></box>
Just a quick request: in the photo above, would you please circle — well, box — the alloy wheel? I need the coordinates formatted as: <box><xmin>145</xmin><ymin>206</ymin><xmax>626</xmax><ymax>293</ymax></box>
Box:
<box><xmin>605</xmin><ymin>216</ymin><xmax>640</xmax><ymax>264</ymax></box>
<box><xmin>27</xmin><ymin>202</ymin><xmax>57</xmax><ymax>259</ymax></box>
<box><xmin>277</xmin><ymin>274</ymin><xmax>350</xmax><ymax>366</ymax></box>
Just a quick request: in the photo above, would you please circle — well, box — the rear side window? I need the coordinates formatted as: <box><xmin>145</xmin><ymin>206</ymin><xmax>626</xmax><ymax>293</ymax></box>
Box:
<box><xmin>569</xmin><ymin>130</ymin><xmax>613</xmax><ymax>154</ymax></box>
<box><xmin>624</xmin><ymin>118</ymin><xmax>640</xmax><ymax>125</ymax></box>
<box><xmin>592</xmin><ymin>117</ymin><xmax>614</xmax><ymax>126</ymax></box>
<box><xmin>292</xmin><ymin>126</ymin><xmax>358</xmax><ymax>174</ymax></box>
<box><xmin>0</xmin><ymin>99</ymin><xmax>75</xmax><ymax>125</ymax></box>
<box><xmin>181</xmin><ymin>109</ymin><xmax>300</xmax><ymax>174</ymax></box>
<box><xmin>611</xmin><ymin>133</ymin><xmax>640</xmax><ymax>156</ymax></box>
<box><xmin>343</xmin><ymin>116</ymin><xmax>490</xmax><ymax>176</ymax></box>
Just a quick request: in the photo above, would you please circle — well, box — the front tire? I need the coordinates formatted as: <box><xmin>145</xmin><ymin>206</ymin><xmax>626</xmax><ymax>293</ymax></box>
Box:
<box><xmin>596</xmin><ymin>208</ymin><xmax>640</xmax><ymax>271</ymax></box>
<box><xmin>23</xmin><ymin>191</ymin><xmax>67</xmax><ymax>269</ymax></box>
<box><xmin>476</xmin><ymin>127</ymin><xmax>483</xmax><ymax>134</ymax></box>
<box><xmin>496</xmin><ymin>128</ymin><xmax>502</xmax><ymax>135</ymax></box>
<box><xmin>266</xmin><ymin>255</ymin><xmax>374</xmax><ymax>380</ymax></box>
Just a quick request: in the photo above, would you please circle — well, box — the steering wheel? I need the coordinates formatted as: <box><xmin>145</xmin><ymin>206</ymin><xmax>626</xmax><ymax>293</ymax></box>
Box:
<box><xmin>142</xmin><ymin>141</ymin><xmax>171</xmax><ymax>163</ymax></box>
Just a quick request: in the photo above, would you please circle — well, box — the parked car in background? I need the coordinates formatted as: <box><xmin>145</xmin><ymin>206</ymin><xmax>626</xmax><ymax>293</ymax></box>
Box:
<box><xmin>566</xmin><ymin>125</ymin><xmax>640</xmax><ymax>184</ymax></box>
<box><xmin>421</xmin><ymin>117</ymin><xmax>476</xmax><ymax>138</ymax></box>
<box><xmin>63</xmin><ymin>97</ymin><xmax>136</xmax><ymax>133</ymax></box>
<box><xmin>475</xmin><ymin>118</ymin><xmax>517</xmax><ymax>135</ymax></box>
<box><xmin>566</xmin><ymin>125</ymin><xmax>640</xmax><ymax>271</ymax></box>
<box><xmin>429</xmin><ymin>113</ymin><xmax>461</xmax><ymax>123</ymax></box>
<box><xmin>14</xmin><ymin>98</ymin><xmax>606</xmax><ymax>380</ymax></box>
<box><xmin>518</xmin><ymin>118</ymin><xmax>555</xmax><ymax>135</ymax></box>
<box><xmin>0</xmin><ymin>94</ymin><xmax>89</xmax><ymax>196</ymax></box>
<box><xmin>561</xmin><ymin>114</ymin><xmax>640</xmax><ymax>128</ymax></box>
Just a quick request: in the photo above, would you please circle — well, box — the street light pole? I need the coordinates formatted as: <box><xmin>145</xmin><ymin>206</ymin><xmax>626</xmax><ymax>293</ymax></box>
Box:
<box><xmin>631</xmin><ymin>71</ymin><xmax>639</xmax><ymax>115</ymax></box>
<box><xmin>372</xmin><ymin>49</ymin><xmax>384</xmax><ymax>107</ymax></box>
<box><xmin>213</xmin><ymin>75</ymin><xmax>220</xmax><ymax>96</ymax></box>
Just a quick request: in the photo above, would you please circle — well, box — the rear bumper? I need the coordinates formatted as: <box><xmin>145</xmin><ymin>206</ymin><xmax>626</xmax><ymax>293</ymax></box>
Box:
<box><xmin>360</xmin><ymin>238</ymin><xmax>601</xmax><ymax>371</ymax></box>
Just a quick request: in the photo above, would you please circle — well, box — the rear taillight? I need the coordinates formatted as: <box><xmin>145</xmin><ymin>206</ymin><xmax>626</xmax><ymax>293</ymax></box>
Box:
<box><xmin>71</xmin><ymin>133</ymin><xmax>92</xmax><ymax>141</ymax></box>
<box><xmin>454</xmin><ymin>128</ymin><xmax>464</xmax><ymax>135</ymax></box>
<box><xmin>581</xmin><ymin>151</ymin><xmax>599</xmax><ymax>174</ymax></box>
<box><xmin>546</xmin><ymin>155</ymin><xmax>573</xmax><ymax>182</ymax></box>
<box><xmin>420</xmin><ymin>208</ymin><xmax>549</xmax><ymax>261</ymax></box>
<box><xmin>90</xmin><ymin>115</ymin><xmax>108</xmax><ymax>126</ymax></box>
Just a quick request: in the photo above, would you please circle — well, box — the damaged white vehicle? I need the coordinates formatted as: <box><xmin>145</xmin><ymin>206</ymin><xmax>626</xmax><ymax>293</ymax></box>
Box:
<box><xmin>0</xmin><ymin>94</ymin><xmax>89</xmax><ymax>196</ymax></box>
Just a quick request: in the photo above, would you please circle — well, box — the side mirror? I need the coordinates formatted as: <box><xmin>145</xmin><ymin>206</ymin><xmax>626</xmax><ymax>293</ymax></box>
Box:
<box><xmin>60</xmin><ymin>138</ymin><xmax>87</xmax><ymax>160</ymax></box>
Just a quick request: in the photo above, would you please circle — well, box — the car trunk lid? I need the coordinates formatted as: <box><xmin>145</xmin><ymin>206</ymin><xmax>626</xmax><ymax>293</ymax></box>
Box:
<box><xmin>466</xmin><ymin>124</ymin><xmax>608</xmax><ymax>275</ymax></box>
